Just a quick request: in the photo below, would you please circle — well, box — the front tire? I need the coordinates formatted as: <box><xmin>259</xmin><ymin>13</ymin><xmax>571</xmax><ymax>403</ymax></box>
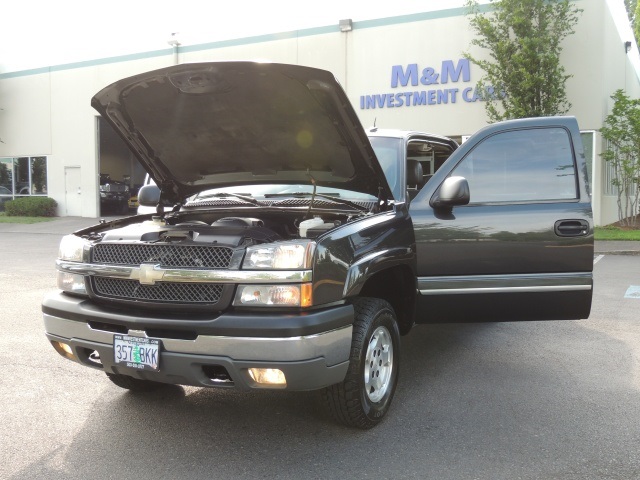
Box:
<box><xmin>322</xmin><ymin>298</ymin><xmax>400</xmax><ymax>429</ymax></box>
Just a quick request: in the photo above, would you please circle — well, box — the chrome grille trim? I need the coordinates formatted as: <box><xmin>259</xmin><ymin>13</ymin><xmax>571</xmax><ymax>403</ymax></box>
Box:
<box><xmin>57</xmin><ymin>260</ymin><xmax>312</xmax><ymax>284</ymax></box>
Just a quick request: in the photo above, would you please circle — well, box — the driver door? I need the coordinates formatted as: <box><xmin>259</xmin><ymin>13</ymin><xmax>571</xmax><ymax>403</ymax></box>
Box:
<box><xmin>409</xmin><ymin>117</ymin><xmax>593</xmax><ymax>323</ymax></box>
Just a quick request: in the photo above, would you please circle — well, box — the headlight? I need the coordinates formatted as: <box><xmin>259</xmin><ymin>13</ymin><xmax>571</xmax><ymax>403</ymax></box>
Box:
<box><xmin>242</xmin><ymin>241</ymin><xmax>315</xmax><ymax>270</ymax></box>
<box><xmin>58</xmin><ymin>234</ymin><xmax>89</xmax><ymax>262</ymax></box>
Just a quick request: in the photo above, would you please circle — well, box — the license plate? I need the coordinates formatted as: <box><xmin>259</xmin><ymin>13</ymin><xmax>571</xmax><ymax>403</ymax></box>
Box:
<box><xmin>113</xmin><ymin>335</ymin><xmax>161</xmax><ymax>372</ymax></box>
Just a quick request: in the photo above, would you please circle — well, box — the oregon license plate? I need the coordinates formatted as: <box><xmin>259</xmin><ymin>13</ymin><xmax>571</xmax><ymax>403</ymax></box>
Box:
<box><xmin>113</xmin><ymin>335</ymin><xmax>161</xmax><ymax>372</ymax></box>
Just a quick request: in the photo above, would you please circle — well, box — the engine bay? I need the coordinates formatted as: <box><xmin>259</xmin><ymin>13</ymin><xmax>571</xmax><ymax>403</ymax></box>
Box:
<box><xmin>93</xmin><ymin>210</ymin><xmax>356</xmax><ymax>249</ymax></box>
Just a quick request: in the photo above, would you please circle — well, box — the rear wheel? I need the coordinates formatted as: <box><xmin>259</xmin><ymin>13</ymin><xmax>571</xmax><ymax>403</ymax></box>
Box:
<box><xmin>106</xmin><ymin>373</ymin><xmax>167</xmax><ymax>392</ymax></box>
<box><xmin>322</xmin><ymin>298</ymin><xmax>400</xmax><ymax>429</ymax></box>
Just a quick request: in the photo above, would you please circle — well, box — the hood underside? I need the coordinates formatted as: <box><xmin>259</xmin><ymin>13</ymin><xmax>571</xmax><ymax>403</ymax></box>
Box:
<box><xmin>92</xmin><ymin>62</ymin><xmax>392</xmax><ymax>203</ymax></box>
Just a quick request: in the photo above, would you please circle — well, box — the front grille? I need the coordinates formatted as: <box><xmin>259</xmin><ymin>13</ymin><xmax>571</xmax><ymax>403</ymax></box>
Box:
<box><xmin>93</xmin><ymin>277</ymin><xmax>223</xmax><ymax>304</ymax></box>
<box><xmin>92</xmin><ymin>244</ymin><xmax>233</xmax><ymax>269</ymax></box>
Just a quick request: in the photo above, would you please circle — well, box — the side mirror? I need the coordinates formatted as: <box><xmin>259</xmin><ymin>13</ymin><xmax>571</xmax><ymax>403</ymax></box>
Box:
<box><xmin>137</xmin><ymin>184</ymin><xmax>161</xmax><ymax>207</ymax></box>
<box><xmin>432</xmin><ymin>176</ymin><xmax>470</xmax><ymax>209</ymax></box>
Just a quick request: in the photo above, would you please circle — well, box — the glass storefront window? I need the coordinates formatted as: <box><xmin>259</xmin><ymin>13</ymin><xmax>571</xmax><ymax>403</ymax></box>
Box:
<box><xmin>14</xmin><ymin>157</ymin><xmax>30</xmax><ymax>195</ymax></box>
<box><xmin>0</xmin><ymin>158</ymin><xmax>13</xmax><ymax>199</ymax></box>
<box><xmin>31</xmin><ymin>157</ymin><xmax>47</xmax><ymax>194</ymax></box>
<box><xmin>0</xmin><ymin>157</ymin><xmax>48</xmax><ymax>208</ymax></box>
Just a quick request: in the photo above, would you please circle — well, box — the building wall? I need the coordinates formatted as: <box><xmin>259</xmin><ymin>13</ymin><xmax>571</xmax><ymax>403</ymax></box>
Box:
<box><xmin>345</xmin><ymin>13</ymin><xmax>487</xmax><ymax>136</ymax></box>
<box><xmin>0</xmin><ymin>0</ymin><xmax>638</xmax><ymax>223</ymax></box>
<box><xmin>0</xmin><ymin>75</ymin><xmax>52</xmax><ymax>156</ymax></box>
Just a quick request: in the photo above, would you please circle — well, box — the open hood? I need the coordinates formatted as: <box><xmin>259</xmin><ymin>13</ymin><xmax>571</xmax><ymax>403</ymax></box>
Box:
<box><xmin>92</xmin><ymin>62</ymin><xmax>392</xmax><ymax>203</ymax></box>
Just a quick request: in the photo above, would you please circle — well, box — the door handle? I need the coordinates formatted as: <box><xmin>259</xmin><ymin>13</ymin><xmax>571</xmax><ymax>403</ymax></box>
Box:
<box><xmin>554</xmin><ymin>219</ymin><xmax>589</xmax><ymax>237</ymax></box>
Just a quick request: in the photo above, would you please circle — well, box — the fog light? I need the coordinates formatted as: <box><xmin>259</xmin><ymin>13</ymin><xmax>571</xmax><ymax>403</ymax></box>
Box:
<box><xmin>247</xmin><ymin>368</ymin><xmax>287</xmax><ymax>386</ymax></box>
<box><xmin>52</xmin><ymin>341</ymin><xmax>76</xmax><ymax>361</ymax></box>
<box><xmin>234</xmin><ymin>283</ymin><xmax>312</xmax><ymax>307</ymax></box>
<box><xmin>57</xmin><ymin>272</ymin><xmax>87</xmax><ymax>295</ymax></box>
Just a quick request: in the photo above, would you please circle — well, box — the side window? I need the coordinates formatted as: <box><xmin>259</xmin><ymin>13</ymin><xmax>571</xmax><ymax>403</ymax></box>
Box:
<box><xmin>452</xmin><ymin>127</ymin><xmax>577</xmax><ymax>203</ymax></box>
<box><xmin>407</xmin><ymin>141</ymin><xmax>434</xmax><ymax>184</ymax></box>
<box><xmin>369</xmin><ymin>137</ymin><xmax>403</xmax><ymax>200</ymax></box>
<box><xmin>407</xmin><ymin>139</ymin><xmax>456</xmax><ymax>200</ymax></box>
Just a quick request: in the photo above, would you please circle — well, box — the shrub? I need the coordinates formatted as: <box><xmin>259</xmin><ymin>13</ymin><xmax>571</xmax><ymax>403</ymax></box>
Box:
<box><xmin>5</xmin><ymin>197</ymin><xmax>58</xmax><ymax>217</ymax></box>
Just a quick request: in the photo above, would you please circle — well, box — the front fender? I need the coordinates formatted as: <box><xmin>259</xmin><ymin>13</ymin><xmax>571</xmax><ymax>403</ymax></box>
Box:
<box><xmin>343</xmin><ymin>247</ymin><xmax>415</xmax><ymax>298</ymax></box>
<box><xmin>311</xmin><ymin>206</ymin><xmax>416</xmax><ymax>305</ymax></box>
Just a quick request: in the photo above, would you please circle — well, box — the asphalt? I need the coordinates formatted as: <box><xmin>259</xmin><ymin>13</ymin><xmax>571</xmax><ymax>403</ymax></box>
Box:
<box><xmin>1</xmin><ymin>216</ymin><xmax>638</xmax><ymax>255</ymax></box>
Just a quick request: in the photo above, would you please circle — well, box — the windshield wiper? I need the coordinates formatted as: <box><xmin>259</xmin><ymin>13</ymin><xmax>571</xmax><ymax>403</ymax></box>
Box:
<box><xmin>264</xmin><ymin>192</ymin><xmax>369</xmax><ymax>212</ymax></box>
<box><xmin>196</xmin><ymin>192</ymin><xmax>261</xmax><ymax>206</ymax></box>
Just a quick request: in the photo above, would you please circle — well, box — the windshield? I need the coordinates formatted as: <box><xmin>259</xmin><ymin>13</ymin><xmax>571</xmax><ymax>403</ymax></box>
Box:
<box><xmin>369</xmin><ymin>137</ymin><xmax>403</xmax><ymax>200</ymax></box>
<box><xmin>190</xmin><ymin>184</ymin><xmax>378</xmax><ymax>202</ymax></box>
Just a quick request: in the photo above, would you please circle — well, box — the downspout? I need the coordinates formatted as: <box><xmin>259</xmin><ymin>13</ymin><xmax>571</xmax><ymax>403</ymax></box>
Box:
<box><xmin>168</xmin><ymin>32</ymin><xmax>181</xmax><ymax>65</ymax></box>
<box><xmin>339</xmin><ymin>19</ymin><xmax>353</xmax><ymax>90</ymax></box>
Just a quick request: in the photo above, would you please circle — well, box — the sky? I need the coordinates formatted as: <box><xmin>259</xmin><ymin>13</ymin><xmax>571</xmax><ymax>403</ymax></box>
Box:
<box><xmin>2</xmin><ymin>0</ymin><xmax>470</xmax><ymax>73</ymax></box>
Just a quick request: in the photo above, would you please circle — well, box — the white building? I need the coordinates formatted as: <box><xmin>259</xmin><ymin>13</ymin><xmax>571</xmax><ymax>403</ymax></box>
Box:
<box><xmin>0</xmin><ymin>0</ymin><xmax>638</xmax><ymax>225</ymax></box>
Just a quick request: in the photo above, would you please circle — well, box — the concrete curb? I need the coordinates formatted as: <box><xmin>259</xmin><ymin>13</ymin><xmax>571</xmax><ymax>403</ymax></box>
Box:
<box><xmin>594</xmin><ymin>241</ymin><xmax>640</xmax><ymax>255</ymax></box>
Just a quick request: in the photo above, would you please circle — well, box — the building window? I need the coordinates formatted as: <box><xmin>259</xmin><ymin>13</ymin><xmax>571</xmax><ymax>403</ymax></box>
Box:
<box><xmin>0</xmin><ymin>157</ymin><xmax>48</xmax><ymax>209</ymax></box>
<box><xmin>31</xmin><ymin>157</ymin><xmax>48</xmax><ymax>194</ymax></box>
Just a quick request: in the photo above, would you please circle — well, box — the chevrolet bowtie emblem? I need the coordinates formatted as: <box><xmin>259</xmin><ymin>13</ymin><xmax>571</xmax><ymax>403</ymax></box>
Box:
<box><xmin>130</xmin><ymin>264</ymin><xmax>165</xmax><ymax>285</ymax></box>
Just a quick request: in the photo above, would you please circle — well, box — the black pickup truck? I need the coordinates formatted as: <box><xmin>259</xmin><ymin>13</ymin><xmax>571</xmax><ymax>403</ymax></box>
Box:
<box><xmin>43</xmin><ymin>62</ymin><xmax>593</xmax><ymax>429</ymax></box>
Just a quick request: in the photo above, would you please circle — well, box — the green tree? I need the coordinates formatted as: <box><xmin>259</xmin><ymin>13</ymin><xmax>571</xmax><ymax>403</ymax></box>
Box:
<box><xmin>635</xmin><ymin>2</ymin><xmax>640</xmax><ymax>46</ymax></box>
<box><xmin>623</xmin><ymin>0</ymin><xmax>640</xmax><ymax>44</ymax></box>
<box><xmin>625</xmin><ymin>0</ymin><xmax>637</xmax><ymax>34</ymax></box>
<box><xmin>600</xmin><ymin>89</ymin><xmax>640</xmax><ymax>227</ymax></box>
<box><xmin>464</xmin><ymin>0</ymin><xmax>582</xmax><ymax>122</ymax></box>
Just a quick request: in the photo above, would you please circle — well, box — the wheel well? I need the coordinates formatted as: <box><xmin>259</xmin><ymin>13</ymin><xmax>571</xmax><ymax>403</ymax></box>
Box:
<box><xmin>357</xmin><ymin>265</ymin><xmax>416</xmax><ymax>335</ymax></box>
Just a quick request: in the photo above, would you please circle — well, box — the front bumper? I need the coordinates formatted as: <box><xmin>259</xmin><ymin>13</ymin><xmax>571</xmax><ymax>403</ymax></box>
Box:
<box><xmin>42</xmin><ymin>292</ymin><xmax>353</xmax><ymax>391</ymax></box>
